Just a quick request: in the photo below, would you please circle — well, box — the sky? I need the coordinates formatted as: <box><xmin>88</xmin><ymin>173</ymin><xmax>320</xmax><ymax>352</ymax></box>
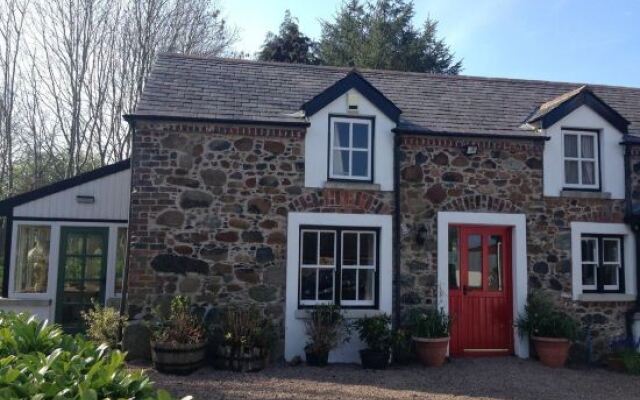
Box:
<box><xmin>223</xmin><ymin>0</ymin><xmax>640</xmax><ymax>87</ymax></box>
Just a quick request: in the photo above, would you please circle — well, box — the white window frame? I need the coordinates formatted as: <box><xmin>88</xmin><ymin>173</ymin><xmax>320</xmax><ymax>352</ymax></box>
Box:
<box><xmin>328</xmin><ymin>117</ymin><xmax>373</xmax><ymax>181</ymax></box>
<box><xmin>340</xmin><ymin>230</ymin><xmax>377</xmax><ymax>307</ymax></box>
<box><xmin>602</xmin><ymin>237</ymin><xmax>622</xmax><ymax>291</ymax></box>
<box><xmin>570</xmin><ymin>222</ymin><xmax>636</xmax><ymax>301</ymax></box>
<box><xmin>299</xmin><ymin>229</ymin><xmax>337</xmax><ymax>306</ymax></box>
<box><xmin>562</xmin><ymin>130</ymin><xmax>599</xmax><ymax>190</ymax></box>
<box><xmin>580</xmin><ymin>237</ymin><xmax>598</xmax><ymax>291</ymax></box>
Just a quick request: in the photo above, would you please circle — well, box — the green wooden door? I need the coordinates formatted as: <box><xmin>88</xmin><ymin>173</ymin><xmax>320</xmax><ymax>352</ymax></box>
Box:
<box><xmin>56</xmin><ymin>227</ymin><xmax>108</xmax><ymax>332</ymax></box>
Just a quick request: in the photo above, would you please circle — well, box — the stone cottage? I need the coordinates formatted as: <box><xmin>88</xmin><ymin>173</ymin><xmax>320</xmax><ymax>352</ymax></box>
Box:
<box><xmin>3</xmin><ymin>53</ymin><xmax>640</xmax><ymax>362</ymax></box>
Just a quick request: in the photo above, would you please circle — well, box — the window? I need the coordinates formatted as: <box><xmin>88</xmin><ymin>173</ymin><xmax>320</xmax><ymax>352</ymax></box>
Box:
<box><xmin>114</xmin><ymin>227</ymin><xmax>128</xmax><ymax>294</ymax></box>
<box><xmin>299</xmin><ymin>227</ymin><xmax>378</xmax><ymax>307</ymax></box>
<box><xmin>14</xmin><ymin>225</ymin><xmax>51</xmax><ymax>293</ymax></box>
<box><xmin>580</xmin><ymin>235</ymin><xmax>624</xmax><ymax>293</ymax></box>
<box><xmin>329</xmin><ymin>117</ymin><xmax>373</xmax><ymax>181</ymax></box>
<box><xmin>563</xmin><ymin>130</ymin><xmax>599</xmax><ymax>189</ymax></box>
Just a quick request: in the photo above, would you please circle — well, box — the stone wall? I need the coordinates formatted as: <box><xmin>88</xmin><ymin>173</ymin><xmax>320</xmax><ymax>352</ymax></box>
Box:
<box><xmin>127</xmin><ymin>120</ymin><xmax>393</xmax><ymax>358</ymax></box>
<box><xmin>398</xmin><ymin>134</ymin><xmax>634</xmax><ymax>359</ymax></box>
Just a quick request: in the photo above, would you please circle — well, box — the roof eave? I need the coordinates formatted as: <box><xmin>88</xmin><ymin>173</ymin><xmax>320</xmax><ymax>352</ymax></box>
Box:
<box><xmin>123</xmin><ymin>114</ymin><xmax>310</xmax><ymax>128</ymax></box>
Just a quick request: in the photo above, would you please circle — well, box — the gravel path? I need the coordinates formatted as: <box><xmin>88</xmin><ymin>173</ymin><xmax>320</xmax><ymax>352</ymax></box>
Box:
<box><xmin>138</xmin><ymin>358</ymin><xmax>640</xmax><ymax>400</ymax></box>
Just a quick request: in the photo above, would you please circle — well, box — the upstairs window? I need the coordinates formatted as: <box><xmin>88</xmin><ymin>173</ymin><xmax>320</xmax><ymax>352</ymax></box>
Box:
<box><xmin>563</xmin><ymin>130</ymin><xmax>599</xmax><ymax>190</ymax></box>
<box><xmin>329</xmin><ymin>117</ymin><xmax>373</xmax><ymax>181</ymax></box>
<box><xmin>581</xmin><ymin>235</ymin><xmax>624</xmax><ymax>293</ymax></box>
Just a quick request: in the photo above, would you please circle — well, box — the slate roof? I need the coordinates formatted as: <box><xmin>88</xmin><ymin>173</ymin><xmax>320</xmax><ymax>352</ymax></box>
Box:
<box><xmin>132</xmin><ymin>53</ymin><xmax>640</xmax><ymax>137</ymax></box>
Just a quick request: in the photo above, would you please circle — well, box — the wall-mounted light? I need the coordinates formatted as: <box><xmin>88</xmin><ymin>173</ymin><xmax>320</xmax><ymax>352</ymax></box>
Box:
<box><xmin>76</xmin><ymin>195</ymin><xmax>95</xmax><ymax>204</ymax></box>
<box><xmin>463</xmin><ymin>144</ymin><xmax>478</xmax><ymax>156</ymax></box>
<box><xmin>416</xmin><ymin>225</ymin><xmax>428</xmax><ymax>245</ymax></box>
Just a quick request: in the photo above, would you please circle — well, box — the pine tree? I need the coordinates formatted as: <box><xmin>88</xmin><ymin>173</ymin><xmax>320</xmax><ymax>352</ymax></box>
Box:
<box><xmin>318</xmin><ymin>0</ymin><xmax>462</xmax><ymax>74</ymax></box>
<box><xmin>258</xmin><ymin>10</ymin><xmax>319</xmax><ymax>64</ymax></box>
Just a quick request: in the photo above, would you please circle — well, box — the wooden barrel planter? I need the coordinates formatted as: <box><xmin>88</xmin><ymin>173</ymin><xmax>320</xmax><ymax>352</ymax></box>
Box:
<box><xmin>214</xmin><ymin>345</ymin><xmax>268</xmax><ymax>372</ymax></box>
<box><xmin>151</xmin><ymin>341</ymin><xmax>206</xmax><ymax>375</ymax></box>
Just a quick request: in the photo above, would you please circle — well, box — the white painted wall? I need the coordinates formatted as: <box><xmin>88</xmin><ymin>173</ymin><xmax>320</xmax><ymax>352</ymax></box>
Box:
<box><xmin>304</xmin><ymin>89</ymin><xmax>396</xmax><ymax>191</ymax></box>
<box><xmin>436</xmin><ymin>211</ymin><xmax>529</xmax><ymax>358</ymax></box>
<box><xmin>285</xmin><ymin>212</ymin><xmax>393</xmax><ymax>363</ymax></box>
<box><xmin>570</xmin><ymin>222</ymin><xmax>637</xmax><ymax>301</ymax></box>
<box><xmin>543</xmin><ymin>105</ymin><xmax>625</xmax><ymax>198</ymax></box>
<box><xmin>14</xmin><ymin>169</ymin><xmax>131</xmax><ymax>220</ymax></box>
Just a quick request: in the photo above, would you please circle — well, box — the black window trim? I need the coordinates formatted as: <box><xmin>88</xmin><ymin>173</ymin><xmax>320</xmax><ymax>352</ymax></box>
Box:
<box><xmin>297</xmin><ymin>225</ymin><xmax>380</xmax><ymax>310</ymax></box>
<box><xmin>561</xmin><ymin>127</ymin><xmax>602</xmax><ymax>193</ymax></box>
<box><xmin>326</xmin><ymin>114</ymin><xmax>376</xmax><ymax>184</ymax></box>
<box><xmin>581</xmin><ymin>234</ymin><xmax>625</xmax><ymax>294</ymax></box>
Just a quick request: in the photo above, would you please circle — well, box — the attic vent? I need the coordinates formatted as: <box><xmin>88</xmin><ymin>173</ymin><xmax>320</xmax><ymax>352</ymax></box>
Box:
<box><xmin>347</xmin><ymin>92</ymin><xmax>359</xmax><ymax>113</ymax></box>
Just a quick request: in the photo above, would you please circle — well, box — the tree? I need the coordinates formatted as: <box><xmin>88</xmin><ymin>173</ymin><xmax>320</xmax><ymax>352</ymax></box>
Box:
<box><xmin>318</xmin><ymin>0</ymin><xmax>462</xmax><ymax>74</ymax></box>
<box><xmin>258</xmin><ymin>10</ymin><xmax>318</xmax><ymax>64</ymax></box>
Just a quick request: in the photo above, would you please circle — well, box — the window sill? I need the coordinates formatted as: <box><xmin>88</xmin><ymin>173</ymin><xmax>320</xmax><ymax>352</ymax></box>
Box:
<box><xmin>577</xmin><ymin>293</ymin><xmax>636</xmax><ymax>302</ymax></box>
<box><xmin>295</xmin><ymin>309</ymin><xmax>383</xmax><ymax>320</ymax></box>
<box><xmin>560</xmin><ymin>190</ymin><xmax>611</xmax><ymax>199</ymax></box>
<box><xmin>0</xmin><ymin>298</ymin><xmax>51</xmax><ymax>307</ymax></box>
<box><xmin>324</xmin><ymin>181</ymin><xmax>382</xmax><ymax>191</ymax></box>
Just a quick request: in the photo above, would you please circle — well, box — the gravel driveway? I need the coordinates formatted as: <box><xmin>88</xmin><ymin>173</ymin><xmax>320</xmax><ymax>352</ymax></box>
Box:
<box><xmin>140</xmin><ymin>357</ymin><xmax>640</xmax><ymax>400</ymax></box>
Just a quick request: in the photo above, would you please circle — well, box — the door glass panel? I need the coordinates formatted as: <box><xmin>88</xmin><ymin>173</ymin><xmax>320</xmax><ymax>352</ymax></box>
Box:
<box><xmin>66</xmin><ymin>233</ymin><xmax>84</xmax><ymax>255</ymax></box>
<box><xmin>467</xmin><ymin>234</ymin><xmax>482</xmax><ymax>288</ymax></box>
<box><xmin>488</xmin><ymin>235</ymin><xmax>503</xmax><ymax>291</ymax></box>
<box><xmin>85</xmin><ymin>257</ymin><xmax>103</xmax><ymax>280</ymax></box>
<box><xmin>448</xmin><ymin>227</ymin><xmax>460</xmax><ymax>289</ymax></box>
<box><xmin>86</xmin><ymin>234</ymin><xmax>104</xmax><ymax>256</ymax></box>
<box><xmin>64</xmin><ymin>256</ymin><xmax>84</xmax><ymax>280</ymax></box>
<box><xmin>83</xmin><ymin>280</ymin><xmax>101</xmax><ymax>295</ymax></box>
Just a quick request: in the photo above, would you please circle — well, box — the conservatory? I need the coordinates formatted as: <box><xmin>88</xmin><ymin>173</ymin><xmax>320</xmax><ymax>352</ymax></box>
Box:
<box><xmin>0</xmin><ymin>160</ymin><xmax>130</xmax><ymax>331</ymax></box>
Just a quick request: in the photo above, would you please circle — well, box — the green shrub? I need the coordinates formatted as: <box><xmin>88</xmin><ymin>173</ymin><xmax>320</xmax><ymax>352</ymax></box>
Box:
<box><xmin>408</xmin><ymin>308</ymin><xmax>451</xmax><ymax>338</ymax></box>
<box><xmin>304</xmin><ymin>304</ymin><xmax>350</xmax><ymax>355</ymax></box>
<box><xmin>149</xmin><ymin>296</ymin><xmax>206</xmax><ymax>345</ymax></box>
<box><xmin>516</xmin><ymin>291</ymin><xmax>580</xmax><ymax>341</ymax></box>
<box><xmin>81</xmin><ymin>301</ymin><xmax>127</xmax><ymax>348</ymax></box>
<box><xmin>353</xmin><ymin>314</ymin><xmax>394</xmax><ymax>352</ymax></box>
<box><xmin>0</xmin><ymin>311</ymin><xmax>183</xmax><ymax>399</ymax></box>
<box><xmin>621</xmin><ymin>349</ymin><xmax>640</xmax><ymax>375</ymax></box>
<box><xmin>216</xmin><ymin>306</ymin><xmax>276</xmax><ymax>354</ymax></box>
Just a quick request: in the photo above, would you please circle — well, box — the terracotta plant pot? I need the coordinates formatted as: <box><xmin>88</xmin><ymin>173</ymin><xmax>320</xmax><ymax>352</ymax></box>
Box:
<box><xmin>532</xmin><ymin>336</ymin><xmax>570</xmax><ymax>368</ymax></box>
<box><xmin>413</xmin><ymin>336</ymin><xmax>449</xmax><ymax>367</ymax></box>
<box><xmin>151</xmin><ymin>341</ymin><xmax>206</xmax><ymax>375</ymax></box>
<box><xmin>359</xmin><ymin>349</ymin><xmax>390</xmax><ymax>369</ymax></box>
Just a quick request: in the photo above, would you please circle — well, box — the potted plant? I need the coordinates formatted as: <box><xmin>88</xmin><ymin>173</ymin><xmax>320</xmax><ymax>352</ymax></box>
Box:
<box><xmin>213</xmin><ymin>307</ymin><xmax>276</xmax><ymax>372</ymax></box>
<box><xmin>607</xmin><ymin>336</ymin><xmax>640</xmax><ymax>373</ymax></box>
<box><xmin>149</xmin><ymin>296</ymin><xmax>206</xmax><ymax>375</ymax></box>
<box><xmin>353</xmin><ymin>314</ymin><xmax>394</xmax><ymax>369</ymax></box>
<box><xmin>516</xmin><ymin>291</ymin><xmax>579</xmax><ymax>368</ymax></box>
<box><xmin>409</xmin><ymin>308</ymin><xmax>451</xmax><ymax>367</ymax></box>
<box><xmin>304</xmin><ymin>305</ymin><xmax>349</xmax><ymax>366</ymax></box>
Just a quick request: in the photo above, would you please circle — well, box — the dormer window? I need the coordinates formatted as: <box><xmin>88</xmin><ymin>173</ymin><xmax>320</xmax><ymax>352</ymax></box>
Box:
<box><xmin>328</xmin><ymin>116</ymin><xmax>373</xmax><ymax>181</ymax></box>
<box><xmin>562</xmin><ymin>129</ymin><xmax>599</xmax><ymax>190</ymax></box>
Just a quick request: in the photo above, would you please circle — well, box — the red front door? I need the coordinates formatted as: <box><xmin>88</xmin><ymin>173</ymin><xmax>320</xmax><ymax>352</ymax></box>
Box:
<box><xmin>449</xmin><ymin>226</ymin><xmax>513</xmax><ymax>356</ymax></box>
